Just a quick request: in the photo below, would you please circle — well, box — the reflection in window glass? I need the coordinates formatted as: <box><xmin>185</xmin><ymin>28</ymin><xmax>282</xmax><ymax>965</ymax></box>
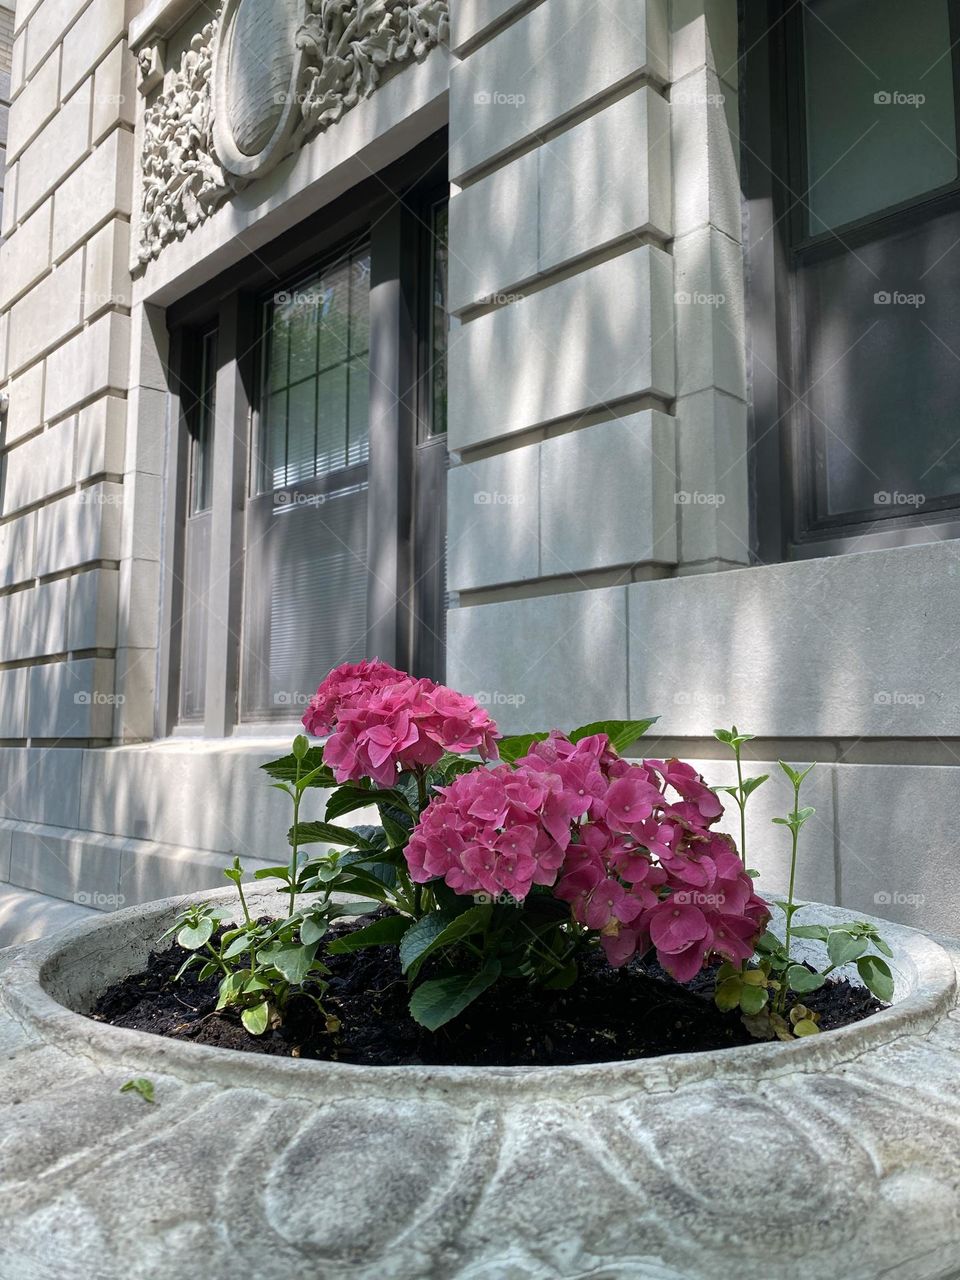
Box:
<box><xmin>429</xmin><ymin>201</ymin><xmax>448</xmax><ymax>435</ymax></box>
<box><xmin>259</xmin><ymin>249</ymin><xmax>371</xmax><ymax>490</ymax></box>
<box><xmin>802</xmin><ymin>0</ymin><xmax>958</xmax><ymax>234</ymax></box>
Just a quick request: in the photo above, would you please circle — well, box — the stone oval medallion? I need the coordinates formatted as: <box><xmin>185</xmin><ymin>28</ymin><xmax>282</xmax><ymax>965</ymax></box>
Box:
<box><xmin>213</xmin><ymin>0</ymin><xmax>307</xmax><ymax>179</ymax></box>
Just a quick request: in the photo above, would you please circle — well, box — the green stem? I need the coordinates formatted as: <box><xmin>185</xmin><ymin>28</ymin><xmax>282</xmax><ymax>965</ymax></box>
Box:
<box><xmin>735</xmin><ymin>743</ymin><xmax>747</xmax><ymax>866</ymax></box>
<box><xmin>205</xmin><ymin>942</ymin><xmax>229</xmax><ymax>975</ymax></box>
<box><xmin>777</xmin><ymin>783</ymin><xmax>802</xmax><ymax>1014</ymax></box>
<box><xmin>233</xmin><ymin>878</ymin><xmax>257</xmax><ymax>976</ymax></box>
<box><xmin>395</xmin><ymin>863</ymin><xmax>416</xmax><ymax>916</ymax></box>
<box><xmin>236</xmin><ymin>877</ymin><xmax>252</xmax><ymax>927</ymax></box>
<box><xmin>289</xmin><ymin>768</ymin><xmax>301</xmax><ymax>921</ymax></box>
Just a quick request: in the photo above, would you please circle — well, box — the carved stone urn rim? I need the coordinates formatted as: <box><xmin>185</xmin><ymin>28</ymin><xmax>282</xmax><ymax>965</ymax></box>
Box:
<box><xmin>211</xmin><ymin>0</ymin><xmax>309</xmax><ymax>180</ymax></box>
<box><xmin>2</xmin><ymin>886</ymin><xmax>954</xmax><ymax>1105</ymax></box>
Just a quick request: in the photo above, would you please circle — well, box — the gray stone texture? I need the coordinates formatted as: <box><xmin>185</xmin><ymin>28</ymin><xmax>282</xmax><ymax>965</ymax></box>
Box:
<box><xmin>0</xmin><ymin>882</ymin><xmax>96</xmax><ymax>947</ymax></box>
<box><xmin>835</xmin><ymin>764</ymin><xmax>960</xmax><ymax>934</ymax></box>
<box><xmin>448</xmin><ymin>245</ymin><xmax>675</xmax><ymax>450</ymax></box>
<box><xmin>1</xmin><ymin>892</ymin><xmax>959</xmax><ymax>1278</ymax></box>
<box><xmin>626</xmin><ymin>541</ymin><xmax>960</xmax><ymax>740</ymax></box>
<box><xmin>34</xmin><ymin>483</ymin><xmax>122</xmax><ymax>576</ymax></box>
<box><xmin>446</xmin><ymin>585</ymin><xmax>630</xmax><ymax>732</ymax></box>
<box><xmin>448</xmin><ymin>411</ymin><xmax>678</xmax><ymax>592</ymax></box>
<box><xmin>450</xmin><ymin>0</ymin><xmax>534</xmax><ymax>53</ymax></box>
<box><xmin>673</xmin><ymin>224</ymin><xmax>747</xmax><ymax>400</ymax></box>
<box><xmin>43</xmin><ymin>309</ymin><xmax>130</xmax><ymax>420</ymax></box>
<box><xmin>447</xmin><ymin>442</ymin><xmax>540</xmax><ymax>590</ymax></box>
<box><xmin>450</xmin><ymin>0</ymin><xmax>669</xmax><ymax>179</ymax></box>
<box><xmin>675</xmin><ymin>388</ymin><xmax>749</xmax><ymax>565</ymax></box>
<box><xmin>449</xmin><ymin>87</ymin><xmax>672</xmax><ymax>314</ymax></box>
<box><xmin>26</xmin><ymin>656</ymin><xmax>116</xmax><ymax>739</ymax></box>
<box><xmin>539</xmin><ymin>411</ymin><xmax>677</xmax><ymax>576</ymax></box>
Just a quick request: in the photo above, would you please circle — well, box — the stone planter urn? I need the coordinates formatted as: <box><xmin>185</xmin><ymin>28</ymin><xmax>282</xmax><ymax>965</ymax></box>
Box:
<box><xmin>2</xmin><ymin>888</ymin><xmax>960</xmax><ymax>1280</ymax></box>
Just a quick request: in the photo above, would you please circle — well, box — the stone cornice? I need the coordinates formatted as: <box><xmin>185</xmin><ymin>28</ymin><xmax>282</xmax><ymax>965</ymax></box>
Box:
<box><xmin>129</xmin><ymin>0</ymin><xmax>211</xmax><ymax>51</ymax></box>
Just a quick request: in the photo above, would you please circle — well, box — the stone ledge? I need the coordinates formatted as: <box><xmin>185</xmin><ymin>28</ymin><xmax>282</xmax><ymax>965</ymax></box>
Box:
<box><xmin>129</xmin><ymin>0</ymin><xmax>208</xmax><ymax>50</ymax></box>
<box><xmin>0</xmin><ymin>817</ymin><xmax>284</xmax><ymax>914</ymax></box>
<box><xmin>0</xmin><ymin>883</ymin><xmax>97</xmax><ymax>949</ymax></box>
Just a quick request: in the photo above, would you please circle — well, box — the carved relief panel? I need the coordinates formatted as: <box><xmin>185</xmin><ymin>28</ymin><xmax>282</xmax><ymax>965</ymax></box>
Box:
<box><xmin>137</xmin><ymin>0</ymin><xmax>449</xmax><ymax>263</ymax></box>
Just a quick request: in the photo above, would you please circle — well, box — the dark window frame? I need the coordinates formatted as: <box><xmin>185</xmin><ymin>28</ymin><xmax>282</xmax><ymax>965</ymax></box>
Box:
<box><xmin>741</xmin><ymin>0</ymin><xmax>960</xmax><ymax>562</ymax></box>
<box><xmin>160</xmin><ymin>130</ymin><xmax>449</xmax><ymax>735</ymax></box>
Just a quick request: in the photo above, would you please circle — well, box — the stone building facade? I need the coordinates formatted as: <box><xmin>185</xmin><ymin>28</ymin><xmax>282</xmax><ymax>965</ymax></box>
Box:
<box><xmin>0</xmin><ymin>0</ymin><xmax>957</xmax><ymax>943</ymax></box>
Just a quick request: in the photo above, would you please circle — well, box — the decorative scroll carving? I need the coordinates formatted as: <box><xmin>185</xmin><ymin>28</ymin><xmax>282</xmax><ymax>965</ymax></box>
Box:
<box><xmin>139</xmin><ymin>20</ymin><xmax>230</xmax><ymax>263</ymax></box>
<box><xmin>137</xmin><ymin>0</ymin><xmax>449</xmax><ymax>264</ymax></box>
<box><xmin>296</xmin><ymin>0</ymin><xmax>449</xmax><ymax>134</ymax></box>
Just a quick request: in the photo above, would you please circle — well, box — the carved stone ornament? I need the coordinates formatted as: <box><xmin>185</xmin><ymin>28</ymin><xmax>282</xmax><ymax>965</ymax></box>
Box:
<box><xmin>136</xmin><ymin>42</ymin><xmax>165</xmax><ymax>96</ymax></box>
<box><xmin>138</xmin><ymin>0</ymin><xmax>449</xmax><ymax>263</ymax></box>
<box><xmin>139</xmin><ymin>18</ymin><xmax>229</xmax><ymax>263</ymax></box>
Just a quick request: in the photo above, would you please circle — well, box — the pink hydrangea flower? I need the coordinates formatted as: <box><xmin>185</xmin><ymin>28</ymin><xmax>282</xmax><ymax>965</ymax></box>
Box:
<box><xmin>647</xmin><ymin>758</ymin><xmax>724</xmax><ymax>821</ymax></box>
<box><xmin>405</xmin><ymin>729</ymin><xmax>770</xmax><ymax>982</ymax></box>
<box><xmin>323</xmin><ymin>675</ymin><xmax>504</xmax><ymax>783</ymax></box>
<box><xmin>405</xmin><ymin>761</ymin><xmax>564</xmax><ymax>900</ymax></box>
<box><xmin>301</xmin><ymin>659</ymin><xmax>405</xmax><ymax>737</ymax></box>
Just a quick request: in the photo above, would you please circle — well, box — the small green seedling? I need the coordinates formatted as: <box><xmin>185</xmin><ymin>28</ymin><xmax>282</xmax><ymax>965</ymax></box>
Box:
<box><xmin>120</xmin><ymin>1078</ymin><xmax>155</xmax><ymax>1103</ymax></box>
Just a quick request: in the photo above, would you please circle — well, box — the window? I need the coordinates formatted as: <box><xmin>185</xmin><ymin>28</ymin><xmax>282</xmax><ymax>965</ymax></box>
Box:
<box><xmin>243</xmin><ymin>246</ymin><xmax>374</xmax><ymax>718</ymax></box>
<box><xmin>742</xmin><ymin>0</ymin><xmax>960</xmax><ymax>557</ymax></box>
<box><xmin>163</xmin><ymin>134</ymin><xmax>449</xmax><ymax>733</ymax></box>
<box><xmin>258</xmin><ymin>249</ymin><xmax>372</xmax><ymax>489</ymax></box>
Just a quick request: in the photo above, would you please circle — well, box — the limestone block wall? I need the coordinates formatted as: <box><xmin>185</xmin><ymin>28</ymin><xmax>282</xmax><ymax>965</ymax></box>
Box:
<box><xmin>446</xmin><ymin>0</ymin><xmax>676</xmax><ymax>618</ymax></box>
<box><xmin>0</xmin><ymin>0</ymin><xmax>134</xmax><ymax>744</ymax></box>
<box><xmin>445</xmin><ymin>0</ymin><xmax>743</xmax><ymax>695</ymax></box>
<box><xmin>442</xmin><ymin>0</ymin><xmax>960</xmax><ymax>934</ymax></box>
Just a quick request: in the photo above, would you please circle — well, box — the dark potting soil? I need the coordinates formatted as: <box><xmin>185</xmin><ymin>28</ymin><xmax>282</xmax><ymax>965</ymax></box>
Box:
<box><xmin>91</xmin><ymin>914</ymin><xmax>884</xmax><ymax>1067</ymax></box>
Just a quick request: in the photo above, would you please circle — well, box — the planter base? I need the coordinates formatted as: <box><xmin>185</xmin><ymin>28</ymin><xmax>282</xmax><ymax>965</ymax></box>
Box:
<box><xmin>2</xmin><ymin>889</ymin><xmax>960</xmax><ymax>1280</ymax></box>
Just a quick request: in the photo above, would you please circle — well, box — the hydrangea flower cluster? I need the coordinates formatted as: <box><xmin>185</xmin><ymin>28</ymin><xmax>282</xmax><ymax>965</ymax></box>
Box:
<box><xmin>301</xmin><ymin>659</ymin><xmax>406</xmax><ymax>737</ymax></box>
<box><xmin>405</xmin><ymin>730</ymin><xmax>769</xmax><ymax>982</ymax></box>
<box><xmin>302</xmin><ymin>660</ymin><xmax>500</xmax><ymax>787</ymax></box>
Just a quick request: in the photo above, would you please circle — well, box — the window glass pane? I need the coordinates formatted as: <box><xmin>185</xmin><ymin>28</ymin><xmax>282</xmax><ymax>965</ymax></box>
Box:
<box><xmin>259</xmin><ymin>246</ymin><xmax>370</xmax><ymax>490</ymax></box>
<box><xmin>286</xmin><ymin>378</ymin><xmax>317</xmax><ymax>484</ymax></box>
<box><xmin>347</xmin><ymin>354</ymin><xmax>370</xmax><ymax>466</ymax></box>
<box><xmin>803</xmin><ymin>0</ymin><xmax>958</xmax><ymax>234</ymax></box>
<box><xmin>351</xmin><ymin>253</ymin><xmax>371</xmax><ymax>357</ymax></box>
<box><xmin>801</xmin><ymin>205</ymin><xmax>960</xmax><ymax>517</ymax></box>
<box><xmin>268</xmin><ymin>298</ymin><xmax>291</xmax><ymax>383</ymax></box>
<box><xmin>288</xmin><ymin>292</ymin><xmax>318</xmax><ymax>383</ymax></box>
<box><xmin>242</xmin><ymin>481</ymin><xmax>369</xmax><ymax>716</ymax></box>
<box><xmin>317</xmin><ymin>262</ymin><xmax>352</xmax><ymax>370</ymax></box>
<box><xmin>265</xmin><ymin>390</ymin><xmax>287</xmax><ymax>490</ymax></box>
<box><xmin>181</xmin><ymin>326</ymin><xmax>217</xmax><ymax>722</ymax></box>
<box><xmin>429</xmin><ymin>201</ymin><xmax>448</xmax><ymax>435</ymax></box>
<box><xmin>316</xmin><ymin>364</ymin><xmax>348</xmax><ymax>473</ymax></box>
<box><xmin>190</xmin><ymin>330</ymin><xmax>217</xmax><ymax>514</ymax></box>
